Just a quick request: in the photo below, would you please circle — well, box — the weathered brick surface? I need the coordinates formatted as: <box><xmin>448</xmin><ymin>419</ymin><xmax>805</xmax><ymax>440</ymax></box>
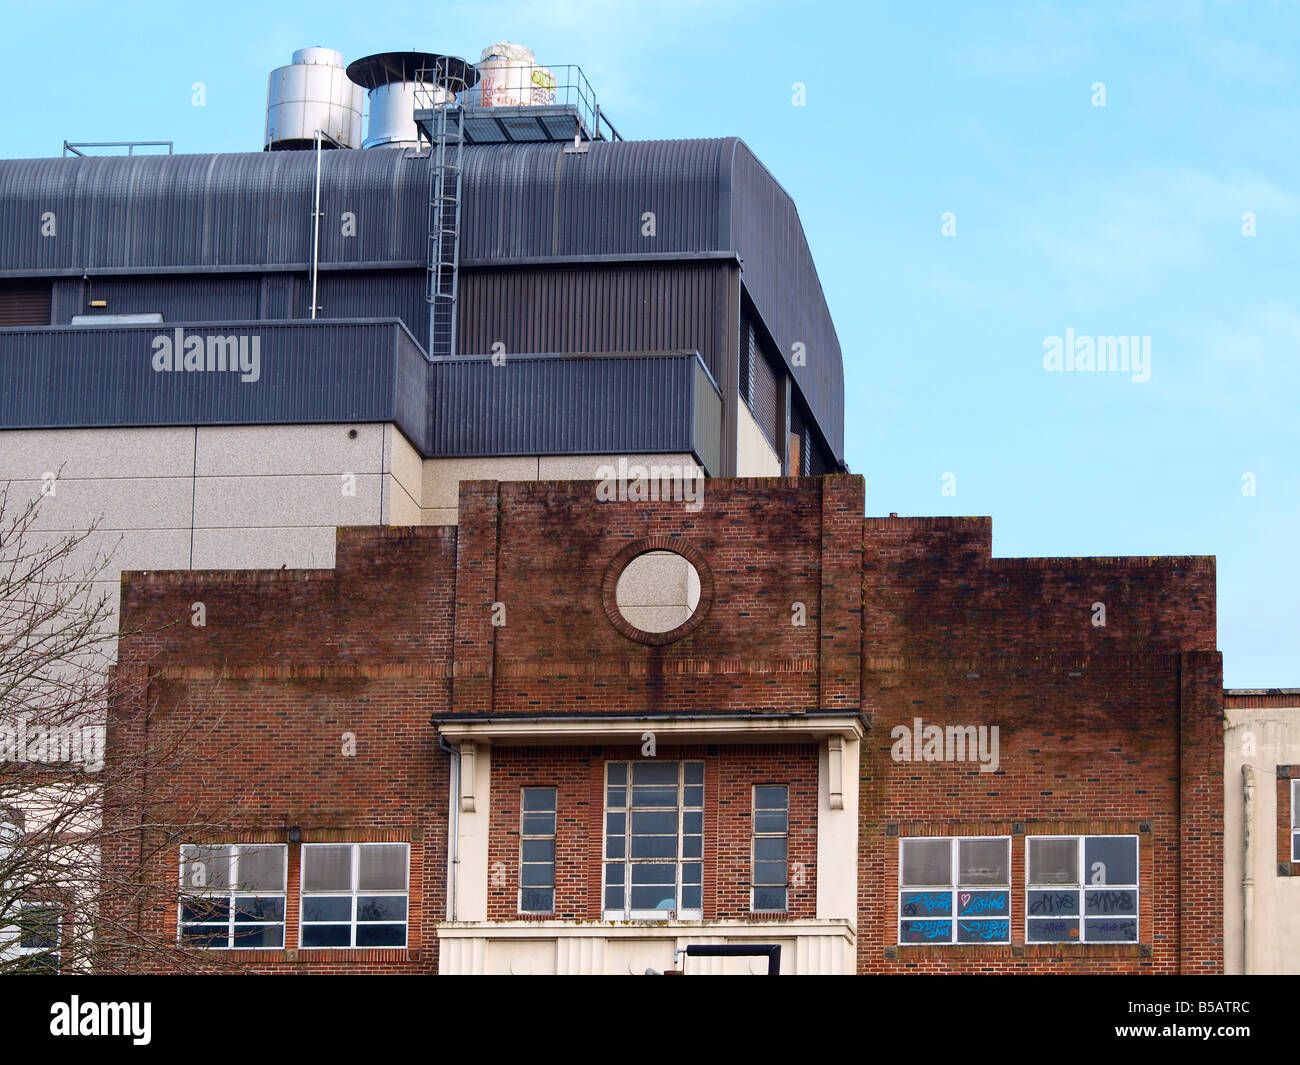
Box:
<box><xmin>107</xmin><ymin>526</ymin><xmax>457</xmax><ymax>973</ymax></box>
<box><xmin>104</xmin><ymin>479</ymin><xmax>1224</xmax><ymax>974</ymax></box>
<box><xmin>858</xmin><ymin>518</ymin><xmax>1222</xmax><ymax>973</ymax></box>
<box><xmin>460</xmin><ymin>476</ymin><xmax>864</xmax><ymax>716</ymax></box>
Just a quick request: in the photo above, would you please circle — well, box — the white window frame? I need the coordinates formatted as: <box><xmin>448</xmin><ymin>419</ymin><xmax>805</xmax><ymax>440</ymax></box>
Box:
<box><xmin>299</xmin><ymin>842</ymin><xmax>409</xmax><ymax>950</ymax></box>
<box><xmin>750</xmin><ymin>785</ymin><xmax>789</xmax><ymax>913</ymax></box>
<box><xmin>518</xmin><ymin>787</ymin><xmax>557</xmax><ymax>915</ymax></box>
<box><xmin>897</xmin><ymin>836</ymin><xmax>1011</xmax><ymax>945</ymax></box>
<box><xmin>602</xmin><ymin>760</ymin><xmax>704</xmax><ymax>921</ymax></box>
<box><xmin>0</xmin><ymin>904</ymin><xmax>61</xmax><ymax>971</ymax></box>
<box><xmin>178</xmin><ymin>843</ymin><xmax>287</xmax><ymax>950</ymax></box>
<box><xmin>1025</xmin><ymin>834</ymin><xmax>1139</xmax><ymax>944</ymax></box>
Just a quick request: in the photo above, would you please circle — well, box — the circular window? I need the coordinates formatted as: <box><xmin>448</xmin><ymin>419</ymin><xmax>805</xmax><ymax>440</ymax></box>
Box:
<box><xmin>602</xmin><ymin>539</ymin><xmax>713</xmax><ymax>645</ymax></box>
<box><xmin>615</xmin><ymin>551</ymin><xmax>701</xmax><ymax>633</ymax></box>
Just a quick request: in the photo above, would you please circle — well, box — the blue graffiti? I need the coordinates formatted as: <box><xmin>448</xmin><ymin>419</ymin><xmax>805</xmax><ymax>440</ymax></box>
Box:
<box><xmin>1029</xmin><ymin>919</ymin><xmax>1080</xmax><ymax>941</ymax></box>
<box><xmin>901</xmin><ymin>892</ymin><xmax>951</xmax><ymax>916</ymax></box>
<box><xmin>1088</xmin><ymin>919</ymin><xmax>1138</xmax><ymax>941</ymax></box>
<box><xmin>902</xmin><ymin>920</ymin><xmax>952</xmax><ymax>941</ymax></box>
<box><xmin>959</xmin><ymin>920</ymin><xmax>1009</xmax><ymax>941</ymax></box>
<box><xmin>958</xmin><ymin>892</ymin><xmax>1007</xmax><ymax>916</ymax></box>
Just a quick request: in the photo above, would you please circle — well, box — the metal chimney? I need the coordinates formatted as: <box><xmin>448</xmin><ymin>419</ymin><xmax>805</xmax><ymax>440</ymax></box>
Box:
<box><xmin>346</xmin><ymin>51</ymin><xmax>475</xmax><ymax>149</ymax></box>
<box><xmin>266</xmin><ymin>47</ymin><xmax>364</xmax><ymax>150</ymax></box>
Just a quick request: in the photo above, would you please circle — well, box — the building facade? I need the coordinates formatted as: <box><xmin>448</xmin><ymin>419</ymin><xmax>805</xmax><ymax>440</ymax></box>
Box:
<box><xmin>105</xmin><ymin>476</ymin><xmax>1224</xmax><ymax>974</ymax></box>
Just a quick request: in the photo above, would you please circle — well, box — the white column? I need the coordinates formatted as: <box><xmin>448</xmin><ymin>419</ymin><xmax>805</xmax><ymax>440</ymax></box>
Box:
<box><xmin>456</xmin><ymin>741</ymin><xmax>492</xmax><ymax>922</ymax></box>
<box><xmin>816</xmin><ymin>734</ymin><xmax>859</xmax><ymax>925</ymax></box>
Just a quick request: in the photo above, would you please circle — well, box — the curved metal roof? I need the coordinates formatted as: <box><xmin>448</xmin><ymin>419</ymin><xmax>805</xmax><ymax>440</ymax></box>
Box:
<box><xmin>0</xmin><ymin>138</ymin><xmax>843</xmax><ymax>460</ymax></box>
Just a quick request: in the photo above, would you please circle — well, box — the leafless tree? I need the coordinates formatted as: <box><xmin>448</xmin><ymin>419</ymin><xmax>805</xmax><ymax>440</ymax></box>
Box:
<box><xmin>0</xmin><ymin>477</ymin><xmax>251</xmax><ymax>973</ymax></box>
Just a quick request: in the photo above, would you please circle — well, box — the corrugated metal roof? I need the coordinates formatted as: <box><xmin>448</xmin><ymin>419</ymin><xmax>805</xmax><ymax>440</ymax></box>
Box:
<box><xmin>0</xmin><ymin>138</ymin><xmax>843</xmax><ymax>461</ymax></box>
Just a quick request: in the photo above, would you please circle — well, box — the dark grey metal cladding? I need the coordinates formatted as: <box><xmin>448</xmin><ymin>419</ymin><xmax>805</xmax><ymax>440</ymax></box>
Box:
<box><xmin>729</xmin><ymin>143</ymin><xmax>843</xmax><ymax>467</ymax></box>
<box><xmin>427</xmin><ymin>351</ymin><xmax>718</xmax><ymax>465</ymax></box>
<box><xmin>457</xmin><ymin>263</ymin><xmax>731</xmax><ymax>387</ymax></box>
<box><xmin>692</xmin><ymin>360</ymin><xmax>723</xmax><ymax>477</ymax></box>
<box><xmin>0</xmin><ymin>138</ymin><xmax>844</xmax><ymax>462</ymax></box>
<box><xmin>0</xmin><ymin>318</ymin><xmax>432</xmax><ymax>451</ymax></box>
<box><xmin>0</xmin><ymin>319</ymin><xmax>720</xmax><ymax>471</ymax></box>
<box><xmin>69</xmin><ymin>275</ymin><xmax>263</xmax><ymax>322</ymax></box>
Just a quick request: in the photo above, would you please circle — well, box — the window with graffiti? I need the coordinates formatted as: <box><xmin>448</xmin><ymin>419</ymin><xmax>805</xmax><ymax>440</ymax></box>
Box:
<box><xmin>898</xmin><ymin>836</ymin><xmax>1010</xmax><ymax>944</ymax></box>
<box><xmin>1026</xmin><ymin>835</ymin><xmax>1138</xmax><ymax>944</ymax></box>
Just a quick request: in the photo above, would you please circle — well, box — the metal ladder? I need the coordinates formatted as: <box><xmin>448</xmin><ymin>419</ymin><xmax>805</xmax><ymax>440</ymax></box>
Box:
<box><xmin>426</xmin><ymin>68</ymin><xmax>465</xmax><ymax>359</ymax></box>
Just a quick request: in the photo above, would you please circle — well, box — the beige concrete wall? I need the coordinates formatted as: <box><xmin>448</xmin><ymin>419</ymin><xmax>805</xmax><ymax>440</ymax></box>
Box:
<box><xmin>736</xmin><ymin>403</ymin><xmax>782</xmax><ymax>477</ymax></box>
<box><xmin>421</xmin><ymin>453</ymin><xmax>699</xmax><ymax>526</ymax></box>
<box><xmin>1</xmin><ymin>423</ymin><xmax>417</xmax><ymax>571</ymax></box>
<box><xmin>0</xmin><ymin>425</ymin><xmax>425</xmax><ymax>663</ymax></box>
<box><xmin>437</xmin><ymin>920</ymin><xmax>856</xmax><ymax>974</ymax></box>
<box><xmin>1224</xmin><ymin>703</ymin><xmax>1300</xmax><ymax>974</ymax></box>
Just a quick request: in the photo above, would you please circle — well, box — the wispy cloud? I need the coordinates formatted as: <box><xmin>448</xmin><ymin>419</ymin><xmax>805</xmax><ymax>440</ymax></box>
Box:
<box><xmin>1019</xmin><ymin>167</ymin><xmax>1299</xmax><ymax>282</ymax></box>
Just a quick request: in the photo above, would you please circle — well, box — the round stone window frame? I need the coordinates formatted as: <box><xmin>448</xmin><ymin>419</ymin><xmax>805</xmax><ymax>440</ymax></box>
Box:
<box><xmin>601</xmin><ymin>537</ymin><xmax>714</xmax><ymax>646</ymax></box>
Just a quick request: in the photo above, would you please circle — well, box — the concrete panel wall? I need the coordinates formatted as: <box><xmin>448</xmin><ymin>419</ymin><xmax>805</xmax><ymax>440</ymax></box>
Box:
<box><xmin>421</xmin><ymin>454</ymin><xmax>699</xmax><ymax>526</ymax></box>
<box><xmin>0</xmin><ymin>425</ymin><xmax>427</xmax><ymax>663</ymax></box>
<box><xmin>1223</xmin><ymin>702</ymin><xmax>1300</xmax><ymax>974</ymax></box>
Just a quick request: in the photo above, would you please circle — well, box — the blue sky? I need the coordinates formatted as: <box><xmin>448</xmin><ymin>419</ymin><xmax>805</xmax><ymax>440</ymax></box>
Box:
<box><xmin>3</xmin><ymin>1</ymin><xmax>1296</xmax><ymax>685</ymax></box>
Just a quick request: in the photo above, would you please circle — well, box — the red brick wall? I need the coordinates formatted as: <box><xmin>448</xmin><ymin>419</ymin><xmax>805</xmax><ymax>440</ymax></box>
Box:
<box><xmin>858</xmin><ymin>518</ymin><xmax>1223</xmax><ymax>973</ymax></box>
<box><xmin>485</xmin><ymin>744</ymin><xmax>818</xmax><ymax>922</ymax></box>
<box><xmin>1276</xmin><ymin>768</ymin><xmax>1299</xmax><ymax>877</ymax></box>
<box><xmin>862</xmin><ymin>516</ymin><xmax>1216</xmax><ymax>657</ymax></box>
<box><xmin>454</xmin><ymin>476</ymin><xmax>864</xmax><ymax>717</ymax></box>
<box><xmin>103</xmin><ymin>481</ymin><xmax>1226</xmax><ymax>975</ymax></box>
<box><xmin>107</xmin><ymin>526</ymin><xmax>458</xmax><ymax>973</ymax></box>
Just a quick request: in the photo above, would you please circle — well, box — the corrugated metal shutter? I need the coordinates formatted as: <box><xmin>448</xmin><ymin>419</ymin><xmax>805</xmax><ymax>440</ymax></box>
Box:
<box><xmin>458</xmin><ymin>263</ymin><xmax>729</xmax><ymax>383</ymax></box>
<box><xmin>739</xmin><ymin>310</ymin><xmax>778</xmax><ymax>450</ymax></box>
<box><xmin>739</xmin><ymin>316</ymin><xmax>754</xmax><ymax>407</ymax></box>
<box><xmin>0</xmin><ymin>281</ymin><xmax>51</xmax><ymax>326</ymax></box>
<box><xmin>751</xmin><ymin>344</ymin><xmax>778</xmax><ymax>450</ymax></box>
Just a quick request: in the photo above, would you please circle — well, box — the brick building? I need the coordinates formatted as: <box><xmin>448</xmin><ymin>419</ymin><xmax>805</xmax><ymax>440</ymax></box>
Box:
<box><xmin>106</xmin><ymin>475</ymin><xmax>1223</xmax><ymax>974</ymax></box>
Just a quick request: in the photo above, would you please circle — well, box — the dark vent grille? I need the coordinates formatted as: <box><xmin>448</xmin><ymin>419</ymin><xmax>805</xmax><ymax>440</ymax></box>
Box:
<box><xmin>739</xmin><ymin>312</ymin><xmax>779</xmax><ymax>450</ymax></box>
<box><xmin>0</xmin><ymin>282</ymin><xmax>51</xmax><ymax>326</ymax></box>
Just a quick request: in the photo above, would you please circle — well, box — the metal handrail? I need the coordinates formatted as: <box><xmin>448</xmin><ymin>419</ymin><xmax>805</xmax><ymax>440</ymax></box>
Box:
<box><xmin>413</xmin><ymin>61</ymin><xmax>622</xmax><ymax>142</ymax></box>
<box><xmin>63</xmin><ymin>140</ymin><xmax>174</xmax><ymax>157</ymax></box>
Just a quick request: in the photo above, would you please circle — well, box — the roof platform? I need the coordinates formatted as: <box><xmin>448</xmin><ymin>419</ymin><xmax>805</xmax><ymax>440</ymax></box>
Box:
<box><xmin>416</xmin><ymin>104</ymin><xmax>603</xmax><ymax>145</ymax></box>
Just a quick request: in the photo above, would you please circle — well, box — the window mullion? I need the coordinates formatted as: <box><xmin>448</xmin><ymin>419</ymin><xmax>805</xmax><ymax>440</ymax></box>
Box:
<box><xmin>227</xmin><ymin>846</ymin><xmax>237</xmax><ymax>948</ymax></box>
<box><xmin>681</xmin><ymin>764</ymin><xmax>691</xmax><ymax>910</ymax></box>
<box><xmin>351</xmin><ymin>844</ymin><xmax>359</xmax><ymax>948</ymax></box>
